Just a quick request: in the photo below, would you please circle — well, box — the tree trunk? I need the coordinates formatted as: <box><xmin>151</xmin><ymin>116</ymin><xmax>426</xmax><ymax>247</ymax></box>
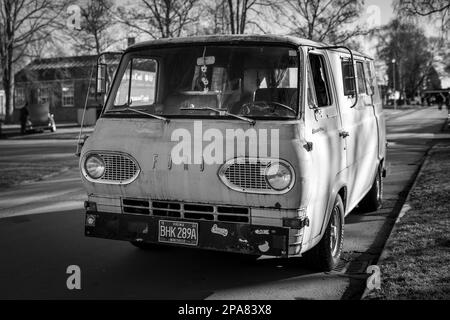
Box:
<box><xmin>2</xmin><ymin>0</ymin><xmax>15</xmax><ymax>124</ymax></box>
<box><xmin>3</xmin><ymin>52</ymin><xmax>14</xmax><ymax>124</ymax></box>
<box><xmin>228</xmin><ymin>0</ymin><xmax>235</xmax><ymax>34</ymax></box>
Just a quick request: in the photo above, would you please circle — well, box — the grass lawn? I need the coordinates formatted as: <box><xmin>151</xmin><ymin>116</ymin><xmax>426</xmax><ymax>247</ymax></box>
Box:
<box><xmin>370</xmin><ymin>144</ymin><xmax>450</xmax><ymax>299</ymax></box>
<box><xmin>0</xmin><ymin>158</ymin><xmax>78</xmax><ymax>189</ymax></box>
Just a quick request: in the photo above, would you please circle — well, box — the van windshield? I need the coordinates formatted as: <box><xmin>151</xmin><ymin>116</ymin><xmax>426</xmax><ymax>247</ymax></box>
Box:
<box><xmin>104</xmin><ymin>45</ymin><xmax>300</xmax><ymax>119</ymax></box>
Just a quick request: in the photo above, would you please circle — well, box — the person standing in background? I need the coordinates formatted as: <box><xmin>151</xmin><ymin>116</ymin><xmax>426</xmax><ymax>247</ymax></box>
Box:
<box><xmin>436</xmin><ymin>93</ymin><xmax>445</xmax><ymax>110</ymax></box>
<box><xmin>445</xmin><ymin>93</ymin><xmax>450</xmax><ymax>119</ymax></box>
<box><xmin>20</xmin><ymin>102</ymin><xmax>29</xmax><ymax>134</ymax></box>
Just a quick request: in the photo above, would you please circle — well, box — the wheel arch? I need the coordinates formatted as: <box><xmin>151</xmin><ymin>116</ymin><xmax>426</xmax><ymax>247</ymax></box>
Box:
<box><xmin>309</xmin><ymin>182</ymin><xmax>347</xmax><ymax>250</ymax></box>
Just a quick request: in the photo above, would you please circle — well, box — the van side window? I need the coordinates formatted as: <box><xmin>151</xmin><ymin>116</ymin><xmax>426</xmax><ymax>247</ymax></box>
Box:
<box><xmin>356</xmin><ymin>61</ymin><xmax>367</xmax><ymax>95</ymax></box>
<box><xmin>341</xmin><ymin>60</ymin><xmax>356</xmax><ymax>96</ymax></box>
<box><xmin>364</xmin><ymin>62</ymin><xmax>374</xmax><ymax>95</ymax></box>
<box><xmin>114</xmin><ymin>57</ymin><xmax>157</xmax><ymax>107</ymax></box>
<box><xmin>309</xmin><ymin>54</ymin><xmax>332</xmax><ymax>107</ymax></box>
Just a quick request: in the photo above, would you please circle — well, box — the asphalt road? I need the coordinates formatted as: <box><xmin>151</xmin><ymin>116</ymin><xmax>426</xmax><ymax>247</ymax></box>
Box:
<box><xmin>0</xmin><ymin>106</ymin><xmax>448</xmax><ymax>300</ymax></box>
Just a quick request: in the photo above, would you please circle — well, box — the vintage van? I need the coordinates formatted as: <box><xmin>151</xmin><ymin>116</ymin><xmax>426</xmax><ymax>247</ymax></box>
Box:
<box><xmin>80</xmin><ymin>35</ymin><xmax>386</xmax><ymax>271</ymax></box>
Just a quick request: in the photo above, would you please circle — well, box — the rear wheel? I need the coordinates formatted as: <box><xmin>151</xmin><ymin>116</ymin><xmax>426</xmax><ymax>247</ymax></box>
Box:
<box><xmin>359</xmin><ymin>166</ymin><xmax>383</xmax><ymax>212</ymax></box>
<box><xmin>303</xmin><ymin>195</ymin><xmax>344</xmax><ymax>272</ymax></box>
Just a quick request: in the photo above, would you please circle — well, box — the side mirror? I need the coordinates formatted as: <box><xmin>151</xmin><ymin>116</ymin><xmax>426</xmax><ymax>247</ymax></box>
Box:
<box><xmin>309</xmin><ymin>100</ymin><xmax>318</xmax><ymax>111</ymax></box>
<box><xmin>96</xmin><ymin>63</ymin><xmax>107</xmax><ymax>94</ymax></box>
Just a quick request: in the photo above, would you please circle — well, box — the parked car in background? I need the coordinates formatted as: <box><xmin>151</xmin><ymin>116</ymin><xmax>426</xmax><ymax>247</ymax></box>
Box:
<box><xmin>24</xmin><ymin>102</ymin><xmax>56</xmax><ymax>133</ymax></box>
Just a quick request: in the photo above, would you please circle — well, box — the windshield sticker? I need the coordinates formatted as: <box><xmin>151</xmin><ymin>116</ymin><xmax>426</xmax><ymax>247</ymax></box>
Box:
<box><xmin>258</xmin><ymin>241</ymin><xmax>270</xmax><ymax>253</ymax></box>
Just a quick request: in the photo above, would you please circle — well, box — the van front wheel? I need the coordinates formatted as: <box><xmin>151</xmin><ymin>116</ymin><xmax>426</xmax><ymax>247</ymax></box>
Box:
<box><xmin>303</xmin><ymin>195</ymin><xmax>344</xmax><ymax>272</ymax></box>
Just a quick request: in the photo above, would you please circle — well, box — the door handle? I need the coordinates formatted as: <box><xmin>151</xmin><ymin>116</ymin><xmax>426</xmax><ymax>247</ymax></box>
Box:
<box><xmin>339</xmin><ymin>131</ymin><xmax>350</xmax><ymax>138</ymax></box>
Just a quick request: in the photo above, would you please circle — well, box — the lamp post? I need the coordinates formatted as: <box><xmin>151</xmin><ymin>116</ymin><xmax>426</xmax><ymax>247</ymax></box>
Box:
<box><xmin>392</xmin><ymin>59</ymin><xmax>397</xmax><ymax>110</ymax></box>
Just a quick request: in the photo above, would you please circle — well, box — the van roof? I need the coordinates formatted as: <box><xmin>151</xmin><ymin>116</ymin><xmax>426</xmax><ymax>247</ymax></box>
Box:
<box><xmin>127</xmin><ymin>34</ymin><xmax>373</xmax><ymax>60</ymax></box>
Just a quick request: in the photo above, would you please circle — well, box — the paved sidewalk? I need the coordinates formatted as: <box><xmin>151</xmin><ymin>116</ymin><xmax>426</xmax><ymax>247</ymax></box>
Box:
<box><xmin>1</xmin><ymin>123</ymin><xmax>94</xmax><ymax>140</ymax></box>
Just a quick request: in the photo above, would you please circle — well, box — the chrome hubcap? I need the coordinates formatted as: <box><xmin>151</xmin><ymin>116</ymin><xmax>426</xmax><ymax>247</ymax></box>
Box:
<box><xmin>330</xmin><ymin>207</ymin><xmax>341</xmax><ymax>257</ymax></box>
<box><xmin>377</xmin><ymin>173</ymin><xmax>382</xmax><ymax>201</ymax></box>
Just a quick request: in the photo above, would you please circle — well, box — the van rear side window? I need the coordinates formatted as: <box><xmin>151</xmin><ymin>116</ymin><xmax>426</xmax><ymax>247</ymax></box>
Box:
<box><xmin>356</xmin><ymin>62</ymin><xmax>367</xmax><ymax>95</ymax></box>
<box><xmin>341</xmin><ymin>60</ymin><xmax>356</xmax><ymax>96</ymax></box>
<box><xmin>364</xmin><ymin>62</ymin><xmax>374</xmax><ymax>95</ymax></box>
<box><xmin>309</xmin><ymin>54</ymin><xmax>332</xmax><ymax>107</ymax></box>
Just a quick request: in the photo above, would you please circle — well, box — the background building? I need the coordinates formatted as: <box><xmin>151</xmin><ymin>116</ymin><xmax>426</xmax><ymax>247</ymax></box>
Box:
<box><xmin>14</xmin><ymin>55</ymin><xmax>103</xmax><ymax>125</ymax></box>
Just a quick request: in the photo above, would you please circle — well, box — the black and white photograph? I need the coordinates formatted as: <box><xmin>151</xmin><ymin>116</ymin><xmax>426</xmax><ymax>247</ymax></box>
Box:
<box><xmin>0</xmin><ymin>0</ymin><xmax>449</xmax><ymax>306</ymax></box>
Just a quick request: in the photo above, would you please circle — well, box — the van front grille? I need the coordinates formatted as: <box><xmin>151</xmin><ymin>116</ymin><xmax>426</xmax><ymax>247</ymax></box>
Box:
<box><xmin>98</xmin><ymin>153</ymin><xmax>139</xmax><ymax>184</ymax></box>
<box><xmin>222</xmin><ymin>160</ymin><xmax>271</xmax><ymax>191</ymax></box>
<box><xmin>121</xmin><ymin>199</ymin><xmax>249</xmax><ymax>223</ymax></box>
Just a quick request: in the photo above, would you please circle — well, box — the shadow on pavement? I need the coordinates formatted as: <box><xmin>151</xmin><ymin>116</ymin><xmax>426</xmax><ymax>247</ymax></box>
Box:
<box><xmin>0</xmin><ymin>209</ymin><xmax>318</xmax><ymax>299</ymax></box>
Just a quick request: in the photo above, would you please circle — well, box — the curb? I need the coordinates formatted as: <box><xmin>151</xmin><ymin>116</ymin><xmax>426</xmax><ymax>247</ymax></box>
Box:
<box><xmin>360</xmin><ymin>145</ymin><xmax>434</xmax><ymax>300</ymax></box>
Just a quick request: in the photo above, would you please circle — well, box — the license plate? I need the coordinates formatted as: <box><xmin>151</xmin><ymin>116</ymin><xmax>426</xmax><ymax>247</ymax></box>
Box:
<box><xmin>158</xmin><ymin>220</ymin><xmax>198</xmax><ymax>246</ymax></box>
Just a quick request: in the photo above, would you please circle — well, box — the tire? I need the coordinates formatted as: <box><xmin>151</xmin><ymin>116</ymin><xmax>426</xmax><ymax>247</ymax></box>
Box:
<box><xmin>303</xmin><ymin>195</ymin><xmax>344</xmax><ymax>272</ymax></box>
<box><xmin>130</xmin><ymin>241</ymin><xmax>163</xmax><ymax>250</ymax></box>
<box><xmin>359</xmin><ymin>166</ymin><xmax>383</xmax><ymax>212</ymax></box>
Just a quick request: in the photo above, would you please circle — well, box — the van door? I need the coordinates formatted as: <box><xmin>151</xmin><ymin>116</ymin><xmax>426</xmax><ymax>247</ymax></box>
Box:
<box><xmin>304</xmin><ymin>50</ymin><xmax>347</xmax><ymax>240</ymax></box>
<box><xmin>339</xmin><ymin>59</ymin><xmax>379</xmax><ymax>209</ymax></box>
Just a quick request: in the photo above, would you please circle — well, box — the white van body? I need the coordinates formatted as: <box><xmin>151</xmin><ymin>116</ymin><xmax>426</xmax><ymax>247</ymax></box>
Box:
<box><xmin>80</xmin><ymin>35</ymin><xmax>386</xmax><ymax>271</ymax></box>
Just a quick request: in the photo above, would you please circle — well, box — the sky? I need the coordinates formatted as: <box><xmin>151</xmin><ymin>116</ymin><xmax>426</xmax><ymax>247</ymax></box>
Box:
<box><xmin>365</xmin><ymin>0</ymin><xmax>395</xmax><ymax>26</ymax></box>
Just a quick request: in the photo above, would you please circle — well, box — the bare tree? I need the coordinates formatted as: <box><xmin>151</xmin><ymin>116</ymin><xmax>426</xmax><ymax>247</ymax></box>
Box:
<box><xmin>226</xmin><ymin>0</ymin><xmax>256</xmax><ymax>34</ymax></box>
<box><xmin>395</xmin><ymin>0</ymin><xmax>450</xmax><ymax>81</ymax></box>
<box><xmin>117</xmin><ymin>0</ymin><xmax>199</xmax><ymax>39</ymax></box>
<box><xmin>396</xmin><ymin>0</ymin><xmax>450</xmax><ymax>17</ymax></box>
<box><xmin>279</xmin><ymin>0</ymin><xmax>366</xmax><ymax>44</ymax></box>
<box><xmin>223</xmin><ymin>0</ymin><xmax>279</xmax><ymax>34</ymax></box>
<box><xmin>376</xmin><ymin>19</ymin><xmax>439</xmax><ymax>99</ymax></box>
<box><xmin>196</xmin><ymin>0</ymin><xmax>274</xmax><ymax>35</ymax></box>
<box><xmin>395</xmin><ymin>0</ymin><xmax>449</xmax><ymax>38</ymax></box>
<box><xmin>198</xmin><ymin>0</ymin><xmax>230</xmax><ymax>34</ymax></box>
<box><xmin>66</xmin><ymin>0</ymin><xmax>117</xmax><ymax>55</ymax></box>
<box><xmin>0</xmin><ymin>0</ymin><xmax>64</xmax><ymax>124</ymax></box>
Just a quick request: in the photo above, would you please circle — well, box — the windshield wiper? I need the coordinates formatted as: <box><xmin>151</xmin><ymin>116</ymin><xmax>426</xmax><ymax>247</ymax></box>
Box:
<box><xmin>180</xmin><ymin>106</ymin><xmax>256</xmax><ymax>126</ymax></box>
<box><xmin>106</xmin><ymin>107</ymin><xmax>170</xmax><ymax>123</ymax></box>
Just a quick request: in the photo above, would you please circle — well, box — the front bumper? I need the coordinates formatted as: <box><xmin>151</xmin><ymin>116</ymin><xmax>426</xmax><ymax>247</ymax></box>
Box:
<box><xmin>85</xmin><ymin>211</ymin><xmax>292</xmax><ymax>257</ymax></box>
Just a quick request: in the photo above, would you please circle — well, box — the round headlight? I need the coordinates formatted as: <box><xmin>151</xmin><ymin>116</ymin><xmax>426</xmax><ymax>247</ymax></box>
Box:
<box><xmin>265</xmin><ymin>162</ymin><xmax>293</xmax><ymax>191</ymax></box>
<box><xmin>85</xmin><ymin>154</ymin><xmax>105</xmax><ymax>179</ymax></box>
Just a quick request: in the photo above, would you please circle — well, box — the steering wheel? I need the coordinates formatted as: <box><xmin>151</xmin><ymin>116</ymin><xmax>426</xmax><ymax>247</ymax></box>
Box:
<box><xmin>240</xmin><ymin>101</ymin><xmax>296</xmax><ymax>116</ymax></box>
